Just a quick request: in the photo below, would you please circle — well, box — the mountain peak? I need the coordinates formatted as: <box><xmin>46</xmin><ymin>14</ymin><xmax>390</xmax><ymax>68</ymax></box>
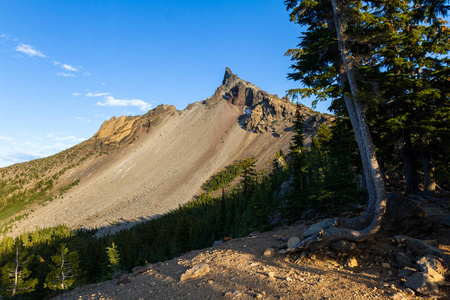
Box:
<box><xmin>222</xmin><ymin>67</ymin><xmax>237</xmax><ymax>86</ymax></box>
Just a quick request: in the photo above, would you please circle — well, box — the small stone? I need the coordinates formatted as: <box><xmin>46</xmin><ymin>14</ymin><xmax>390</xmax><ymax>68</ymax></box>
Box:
<box><xmin>268</xmin><ymin>271</ymin><xmax>275</xmax><ymax>278</ymax></box>
<box><xmin>346</xmin><ymin>257</ymin><xmax>358</xmax><ymax>268</ymax></box>
<box><xmin>263</xmin><ymin>248</ymin><xmax>277</xmax><ymax>258</ymax></box>
<box><xmin>180</xmin><ymin>264</ymin><xmax>210</xmax><ymax>281</ymax></box>
<box><xmin>213</xmin><ymin>240</ymin><xmax>223</xmax><ymax>247</ymax></box>
<box><xmin>302</xmin><ymin>218</ymin><xmax>337</xmax><ymax>238</ymax></box>
<box><xmin>403</xmin><ymin>288</ymin><xmax>415</xmax><ymax>296</ymax></box>
<box><xmin>132</xmin><ymin>266</ymin><xmax>147</xmax><ymax>276</ymax></box>
<box><xmin>256</xmin><ymin>293</ymin><xmax>263</xmax><ymax>299</ymax></box>
<box><xmin>382</xmin><ymin>262</ymin><xmax>391</xmax><ymax>268</ymax></box>
<box><xmin>287</xmin><ymin>237</ymin><xmax>300</xmax><ymax>249</ymax></box>
<box><xmin>286</xmin><ymin>276</ymin><xmax>293</xmax><ymax>282</ymax></box>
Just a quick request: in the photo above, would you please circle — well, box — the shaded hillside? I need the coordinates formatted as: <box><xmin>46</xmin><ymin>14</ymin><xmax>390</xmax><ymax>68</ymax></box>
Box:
<box><xmin>1</xmin><ymin>68</ymin><xmax>331</xmax><ymax>237</ymax></box>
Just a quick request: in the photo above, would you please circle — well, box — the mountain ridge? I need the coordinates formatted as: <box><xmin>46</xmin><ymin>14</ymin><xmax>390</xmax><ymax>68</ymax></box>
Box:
<box><xmin>0</xmin><ymin>68</ymin><xmax>331</xmax><ymax>238</ymax></box>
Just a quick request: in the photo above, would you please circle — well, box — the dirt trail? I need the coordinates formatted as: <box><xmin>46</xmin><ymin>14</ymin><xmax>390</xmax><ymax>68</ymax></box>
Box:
<box><xmin>53</xmin><ymin>222</ymin><xmax>450</xmax><ymax>300</ymax></box>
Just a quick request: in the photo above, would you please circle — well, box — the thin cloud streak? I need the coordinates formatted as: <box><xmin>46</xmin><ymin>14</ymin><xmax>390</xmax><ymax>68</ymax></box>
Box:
<box><xmin>53</xmin><ymin>61</ymin><xmax>79</xmax><ymax>71</ymax></box>
<box><xmin>96</xmin><ymin>96</ymin><xmax>151</xmax><ymax>112</ymax></box>
<box><xmin>86</xmin><ymin>92</ymin><xmax>110</xmax><ymax>97</ymax></box>
<box><xmin>15</xmin><ymin>43</ymin><xmax>47</xmax><ymax>58</ymax></box>
<box><xmin>57</xmin><ymin>73</ymin><xmax>76</xmax><ymax>77</ymax></box>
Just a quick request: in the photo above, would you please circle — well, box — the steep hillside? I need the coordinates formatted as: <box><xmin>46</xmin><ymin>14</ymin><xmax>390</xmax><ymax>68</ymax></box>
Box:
<box><xmin>1</xmin><ymin>68</ymin><xmax>331</xmax><ymax>237</ymax></box>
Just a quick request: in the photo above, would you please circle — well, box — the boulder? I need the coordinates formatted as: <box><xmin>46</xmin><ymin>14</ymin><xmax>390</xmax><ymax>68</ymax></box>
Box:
<box><xmin>417</xmin><ymin>255</ymin><xmax>447</xmax><ymax>275</ymax></box>
<box><xmin>405</xmin><ymin>272</ymin><xmax>439</xmax><ymax>295</ymax></box>
<box><xmin>302</xmin><ymin>218</ymin><xmax>337</xmax><ymax>238</ymax></box>
<box><xmin>263</xmin><ymin>248</ymin><xmax>277</xmax><ymax>258</ymax></box>
<box><xmin>180</xmin><ymin>264</ymin><xmax>210</xmax><ymax>281</ymax></box>
<box><xmin>381</xmin><ymin>192</ymin><xmax>431</xmax><ymax>236</ymax></box>
<box><xmin>416</xmin><ymin>256</ymin><xmax>447</xmax><ymax>286</ymax></box>
<box><xmin>394</xmin><ymin>235</ymin><xmax>446</xmax><ymax>259</ymax></box>
<box><xmin>287</xmin><ymin>237</ymin><xmax>300</xmax><ymax>249</ymax></box>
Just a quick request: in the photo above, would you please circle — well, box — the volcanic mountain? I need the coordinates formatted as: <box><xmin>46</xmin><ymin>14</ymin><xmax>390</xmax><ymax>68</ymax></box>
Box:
<box><xmin>1</xmin><ymin>68</ymin><xmax>330</xmax><ymax>237</ymax></box>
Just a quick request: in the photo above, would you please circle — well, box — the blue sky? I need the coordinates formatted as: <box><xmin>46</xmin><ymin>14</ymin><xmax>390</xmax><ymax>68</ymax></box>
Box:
<box><xmin>0</xmin><ymin>1</ymin><xmax>327</xmax><ymax>168</ymax></box>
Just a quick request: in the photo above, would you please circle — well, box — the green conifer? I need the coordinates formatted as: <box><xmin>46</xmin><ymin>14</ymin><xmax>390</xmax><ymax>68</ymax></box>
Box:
<box><xmin>0</xmin><ymin>240</ymin><xmax>38</xmax><ymax>298</ymax></box>
<box><xmin>284</xmin><ymin>104</ymin><xmax>308</xmax><ymax>222</ymax></box>
<box><xmin>44</xmin><ymin>244</ymin><xmax>80</xmax><ymax>291</ymax></box>
<box><xmin>106</xmin><ymin>242</ymin><xmax>120</xmax><ymax>274</ymax></box>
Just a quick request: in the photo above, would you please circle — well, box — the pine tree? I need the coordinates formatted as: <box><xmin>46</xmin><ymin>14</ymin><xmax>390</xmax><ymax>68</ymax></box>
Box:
<box><xmin>307</xmin><ymin>122</ymin><xmax>332</xmax><ymax>206</ymax></box>
<box><xmin>322</xmin><ymin>117</ymin><xmax>361</xmax><ymax>211</ymax></box>
<box><xmin>44</xmin><ymin>244</ymin><xmax>80</xmax><ymax>291</ymax></box>
<box><xmin>240</xmin><ymin>157</ymin><xmax>257</xmax><ymax>196</ymax></box>
<box><xmin>106</xmin><ymin>242</ymin><xmax>120</xmax><ymax>274</ymax></box>
<box><xmin>175</xmin><ymin>206</ymin><xmax>191</xmax><ymax>253</ymax></box>
<box><xmin>284</xmin><ymin>104</ymin><xmax>308</xmax><ymax>222</ymax></box>
<box><xmin>285</xmin><ymin>0</ymin><xmax>387</xmax><ymax>247</ymax></box>
<box><xmin>0</xmin><ymin>240</ymin><xmax>38</xmax><ymax>298</ymax></box>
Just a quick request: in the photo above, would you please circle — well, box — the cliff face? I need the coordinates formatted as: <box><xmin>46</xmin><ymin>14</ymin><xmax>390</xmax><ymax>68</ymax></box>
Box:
<box><xmin>93</xmin><ymin>104</ymin><xmax>177</xmax><ymax>149</ymax></box>
<box><xmin>206</xmin><ymin>67</ymin><xmax>330</xmax><ymax>134</ymax></box>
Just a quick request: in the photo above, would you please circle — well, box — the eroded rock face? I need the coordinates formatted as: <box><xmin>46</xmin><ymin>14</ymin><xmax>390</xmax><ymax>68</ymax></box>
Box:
<box><xmin>206</xmin><ymin>67</ymin><xmax>332</xmax><ymax>135</ymax></box>
<box><xmin>93</xmin><ymin>104</ymin><xmax>177</xmax><ymax>149</ymax></box>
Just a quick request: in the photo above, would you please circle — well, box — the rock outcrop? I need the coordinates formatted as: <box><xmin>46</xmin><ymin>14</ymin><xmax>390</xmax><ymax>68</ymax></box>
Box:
<box><xmin>206</xmin><ymin>68</ymin><xmax>332</xmax><ymax>135</ymax></box>
<box><xmin>93</xmin><ymin>104</ymin><xmax>177</xmax><ymax>150</ymax></box>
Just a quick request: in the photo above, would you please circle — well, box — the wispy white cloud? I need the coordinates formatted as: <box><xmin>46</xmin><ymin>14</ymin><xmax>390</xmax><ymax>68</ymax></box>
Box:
<box><xmin>57</xmin><ymin>72</ymin><xmax>76</xmax><ymax>77</ymax></box>
<box><xmin>86</xmin><ymin>92</ymin><xmax>110</xmax><ymax>97</ymax></box>
<box><xmin>46</xmin><ymin>134</ymin><xmax>85</xmax><ymax>142</ymax></box>
<box><xmin>75</xmin><ymin>117</ymin><xmax>92</xmax><ymax>123</ymax></box>
<box><xmin>83</xmin><ymin>72</ymin><xmax>91</xmax><ymax>76</ymax></box>
<box><xmin>72</xmin><ymin>92</ymin><xmax>81</xmax><ymax>96</ymax></box>
<box><xmin>15</xmin><ymin>43</ymin><xmax>47</xmax><ymax>58</ymax></box>
<box><xmin>96</xmin><ymin>96</ymin><xmax>152</xmax><ymax>112</ymax></box>
<box><xmin>0</xmin><ymin>136</ymin><xmax>13</xmax><ymax>141</ymax></box>
<box><xmin>53</xmin><ymin>61</ymin><xmax>80</xmax><ymax>72</ymax></box>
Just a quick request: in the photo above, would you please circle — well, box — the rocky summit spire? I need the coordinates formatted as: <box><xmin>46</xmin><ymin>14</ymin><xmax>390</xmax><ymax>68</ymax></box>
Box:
<box><xmin>222</xmin><ymin>67</ymin><xmax>238</xmax><ymax>86</ymax></box>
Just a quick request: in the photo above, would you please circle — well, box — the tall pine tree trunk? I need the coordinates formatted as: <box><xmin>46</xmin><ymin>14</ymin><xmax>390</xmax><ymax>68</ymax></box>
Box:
<box><xmin>286</xmin><ymin>0</ymin><xmax>387</xmax><ymax>251</ymax></box>
<box><xmin>331</xmin><ymin>0</ymin><xmax>387</xmax><ymax>235</ymax></box>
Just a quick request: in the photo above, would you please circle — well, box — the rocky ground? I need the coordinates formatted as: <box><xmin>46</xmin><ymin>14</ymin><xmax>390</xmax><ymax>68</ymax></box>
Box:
<box><xmin>53</xmin><ymin>196</ymin><xmax>450</xmax><ymax>300</ymax></box>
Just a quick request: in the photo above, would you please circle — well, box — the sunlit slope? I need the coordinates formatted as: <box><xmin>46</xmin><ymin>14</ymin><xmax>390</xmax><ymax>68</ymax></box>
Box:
<box><xmin>5</xmin><ymin>68</ymin><xmax>330</xmax><ymax>237</ymax></box>
<box><xmin>10</xmin><ymin>100</ymin><xmax>294</xmax><ymax>235</ymax></box>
